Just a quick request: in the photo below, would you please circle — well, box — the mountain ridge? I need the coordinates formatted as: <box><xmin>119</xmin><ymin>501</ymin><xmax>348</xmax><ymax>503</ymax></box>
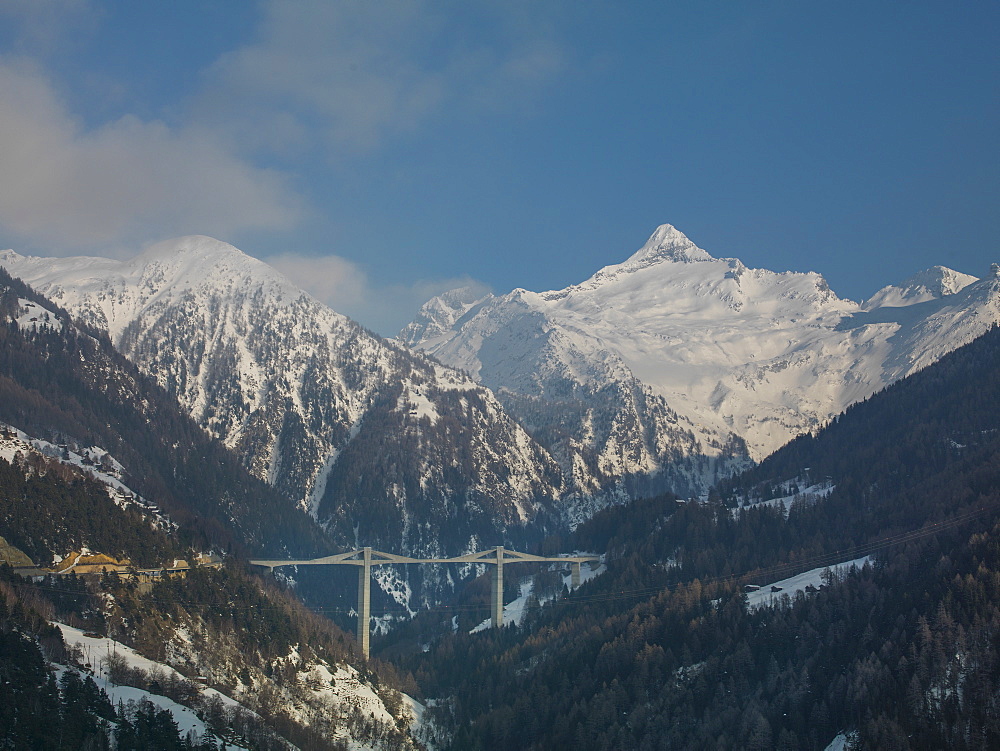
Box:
<box><xmin>1</xmin><ymin>241</ymin><xmax>577</xmax><ymax>564</ymax></box>
<box><xmin>6</xmin><ymin>226</ymin><xmax>998</xmax><ymax>547</ymax></box>
<box><xmin>403</xmin><ymin>224</ymin><xmax>1000</xmax><ymax>478</ymax></box>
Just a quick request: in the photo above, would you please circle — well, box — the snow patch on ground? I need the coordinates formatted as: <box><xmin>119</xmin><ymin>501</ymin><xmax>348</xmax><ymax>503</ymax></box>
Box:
<box><xmin>470</xmin><ymin>559</ymin><xmax>605</xmax><ymax>633</ymax></box>
<box><xmin>432</xmin><ymin>363</ymin><xmax>477</xmax><ymax>390</ymax></box>
<box><xmin>733</xmin><ymin>479</ymin><xmax>835</xmax><ymax>518</ymax></box>
<box><xmin>397</xmin><ymin>384</ymin><xmax>439</xmax><ymax>423</ymax></box>
<box><xmin>55</xmin><ymin>623</ymin><xmax>244</xmax><ymax>747</ymax></box>
<box><xmin>372</xmin><ymin>566</ymin><xmax>416</xmax><ymax>623</ymax></box>
<box><xmin>306</xmin><ymin>452</ymin><xmax>339</xmax><ymax>518</ymax></box>
<box><xmin>401</xmin><ymin>694</ymin><xmax>438</xmax><ymax>751</ymax></box>
<box><xmin>824</xmin><ymin>731</ymin><xmax>856</xmax><ymax>751</ymax></box>
<box><xmin>16</xmin><ymin>297</ymin><xmax>64</xmax><ymax>332</ymax></box>
<box><xmin>745</xmin><ymin>556</ymin><xmax>872</xmax><ymax>611</ymax></box>
<box><xmin>306</xmin><ymin>418</ymin><xmax>365</xmax><ymax>516</ymax></box>
<box><xmin>57</xmin><ymin>623</ymin><xmax>421</xmax><ymax>750</ymax></box>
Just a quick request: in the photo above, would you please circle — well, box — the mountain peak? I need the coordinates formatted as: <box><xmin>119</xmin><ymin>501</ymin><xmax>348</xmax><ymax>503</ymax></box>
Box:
<box><xmin>133</xmin><ymin>235</ymin><xmax>253</xmax><ymax>271</ymax></box>
<box><xmin>864</xmin><ymin>265</ymin><xmax>979</xmax><ymax>311</ymax></box>
<box><xmin>399</xmin><ymin>285</ymin><xmax>493</xmax><ymax>345</ymax></box>
<box><xmin>626</xmin><ymin>224</ymin><xmax>714</xmax><ymax>266</ymax></box>
<box><xmin>553</xmin><ymin>224</ymin><xmax>716</xmax><ymax>298</ymax></box>
<box><xmin>138</xmin><ymin>234</ymin><xmax>241</xmax><ymax>258</ymax></box>
<box><xmin>124</xmin><ymin>236</ymin><xmax>306</xmax><ymax>304</ymax></box>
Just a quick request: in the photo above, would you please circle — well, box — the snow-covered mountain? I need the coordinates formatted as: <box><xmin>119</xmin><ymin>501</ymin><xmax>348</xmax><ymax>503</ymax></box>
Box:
<box><xmin>6</xmin><ymin>228</ymin><xmax>998</xmax><ymax>547</ymax></box>
<box><xmin>0</xmin><ymin>237</ymin><xmax>568</xmax><ymax>557</ymax></box>
<box><xmin>402</xmin><ymin>224</ymin><xmax>1000</xmax><ymax>487</ymax></box>
<box><xmin>861</xmin><ymin>265</ymin><xmax>978</xmax><ymax>311</ymax></box>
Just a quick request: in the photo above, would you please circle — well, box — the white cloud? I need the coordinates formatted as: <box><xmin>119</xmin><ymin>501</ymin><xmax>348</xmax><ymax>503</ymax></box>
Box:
<box><xmin>266</xmin><ymin>250</ymin><xmax>489</xmax><ymax>336</ymax></box>
<box><xmin>195</xmin><ymin>0</ymin><xmax>569</xmax><ymax>154</ymax></box>
<box><xmin>265</xmin><ymin>252</ymin><xmax>371</xmax><ymax>312</ymax></box>
<box><xmin>0</xmin><ymin>0</ymin><xmax>572</xmax><ymax>260</ymax></box>
<box><xmin>0</xmin><ymin>60</ymin><xmax>302</xmax><ymax>253</ymax></box>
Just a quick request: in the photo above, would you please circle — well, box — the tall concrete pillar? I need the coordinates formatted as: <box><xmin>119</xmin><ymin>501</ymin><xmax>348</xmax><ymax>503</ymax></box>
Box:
<box><xmin>492</xmin><ymin>545</ymin><xmax>504</xmax><ymax>628</ymax></box>
<box><xmin>357</xmin><ymin>547</ymin><xmax>372</xmax><ymax>658</ymax></box>
<box><xmin>571</xmin><ymin>561</ymin><xmax>581</xmax><ymax>589</ymax></box>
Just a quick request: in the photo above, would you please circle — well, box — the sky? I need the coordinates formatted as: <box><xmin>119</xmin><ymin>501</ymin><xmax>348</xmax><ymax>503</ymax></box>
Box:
<box><xmin>0</xmin><ymin>0</ymin><xmax>997</xmax><ymax>336</ymax></box>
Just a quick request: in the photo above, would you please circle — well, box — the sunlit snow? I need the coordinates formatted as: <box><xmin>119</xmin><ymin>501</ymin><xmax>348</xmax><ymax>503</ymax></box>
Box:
<box><xmin>405</xmin><ymin>224</ymin><xmax>1000</xmax><ymax>467</ymax></box>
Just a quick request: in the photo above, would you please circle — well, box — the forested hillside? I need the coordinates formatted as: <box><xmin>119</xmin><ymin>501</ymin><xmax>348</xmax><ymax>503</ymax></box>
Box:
<box><xmin>0</xmin><ymin>267</ymin><xmax>326</xmax><ymax>557</ymax></box>
<box><xmin>0</xmin><ymin>446</ymin><xmax>422</xmax><ymax>749</ymax></box>
<box><xmin>395</xmin><ymin>327</ymin><xmax>1000</xmax><ymax>750</ymax></box>
<box><xmin>0</xmin><ymin>268</ymin><xmax>427</xmax><ymax>748</ymax></box>
<box><xmin>1</xmin><ymin>559</ymin><xmax>422</xmax><ymax>749</ymax></box>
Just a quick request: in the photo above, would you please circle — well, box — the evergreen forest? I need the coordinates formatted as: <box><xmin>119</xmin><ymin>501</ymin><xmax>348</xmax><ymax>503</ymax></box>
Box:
<box><xmin>389</xmin><ymin>326</ymin><xmax>1000</xmax><ymax>749</ymax></box>
<box><xmin>3</xmin><ymin>272</ymin><xmax>1000</xmax><ymax>748</ymax></box>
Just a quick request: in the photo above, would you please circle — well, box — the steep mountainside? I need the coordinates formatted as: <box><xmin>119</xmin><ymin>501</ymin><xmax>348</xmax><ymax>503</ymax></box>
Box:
<box><xmin>402</xmin><ymin>225</ymin><xmax>1000</xmax><ymax>496</ymax></box>
<box><xmin>0</xmin><ymin>502</ymin><xmax>423</xmax><ymax>749</ymax></box>
<box><xmin>0</xmin><ymin>267</ymin><xmax>324</xmax><ymax>557</ymax></box>
<box><xmin>0</xmin><ymin>278</ymin><xmax>428</xmax><ymax>748</ymax></box>
<box><xmin>402</xmin><ymin>326</ymin><xmax>1000</xmax><ymax>751</ymax></box>
<box><xmin>1</xmin><ymin>239</ymin><xmax>569</xmax><ymax>554</ymax></box>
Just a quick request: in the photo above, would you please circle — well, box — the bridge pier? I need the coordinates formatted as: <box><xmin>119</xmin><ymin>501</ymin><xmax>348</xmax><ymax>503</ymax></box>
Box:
<box><xmin>492</xmin><ymin>546</ymin><xmax>504</xmax><ymax>628</ymax></box>
<box><xmin>357</xmin><ymin>547</ymin><xmax>371</xmax><ymax>658</ymax></box>
<box><xmin>250</xmin><ymin>546</ymin><xmax>599</xmax><ymax>658</ymax></box>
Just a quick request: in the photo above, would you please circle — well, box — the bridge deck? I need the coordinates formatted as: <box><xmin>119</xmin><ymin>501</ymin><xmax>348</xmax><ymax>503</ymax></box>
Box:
<box><xmin>249</xmin><ymin>546</ymin><xmax>602</xmax><ymax>657</ymax></box>
<box><xmin>250</xmin><ymin>547</ymin><xmax>600</xmax><ymax>568</ymax></box>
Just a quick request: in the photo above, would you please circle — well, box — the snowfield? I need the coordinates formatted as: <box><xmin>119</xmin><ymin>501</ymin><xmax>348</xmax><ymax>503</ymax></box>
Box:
<box><xmin>404</xmin><ymin>224</ymin><xmax>1000</xmax><ymax>486</ymax></box>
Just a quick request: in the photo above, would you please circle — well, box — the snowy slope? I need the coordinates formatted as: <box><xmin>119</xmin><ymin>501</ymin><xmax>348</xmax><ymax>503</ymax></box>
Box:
<box><xmin>0</xmin><ymin>422</ymin><xmax>175</xmax><ymax>546</ymax></box>
<box><xmin>469</xmin><ymin>558</ymin><xmax>605</xmax><ymax>633</ymax></box>
<box><xmin>862</xmin><ymin>266</ymin><xmax>978</xmax><ymax>310</ymax></box>
<box><xmin>403</xmin><ymin>225</ymin><xmax>1000</xmax><ymax>483</ymax></box>
<box><xmin>1</xmin><ymin>238</ymin><xmax>567</xmax><ymax>558</ymax></box>
<box><xmin>56</xmin><ymin>623</ymin><xmax>426</xmax><ymax>750</ymax></box>
<box><xmin>56</xmin><ymin>624</ymin><xmax>240</xmax><ymax>746</ymax></box>
<box><xmin>744</xmin><ymin>556</ymin><xmax>872</xmax><ymax>611</ymax></box>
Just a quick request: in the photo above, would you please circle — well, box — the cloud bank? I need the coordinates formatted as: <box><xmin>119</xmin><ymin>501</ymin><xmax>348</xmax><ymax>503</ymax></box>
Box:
<box><xmin>0</xmin><ymin>61</ymin><xmax>301</xmax><ymax>253</ymax></box>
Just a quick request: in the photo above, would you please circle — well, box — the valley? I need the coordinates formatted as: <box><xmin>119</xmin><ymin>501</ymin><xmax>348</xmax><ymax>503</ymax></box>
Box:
<box><xmin>2</xmin><ymin>231</ymin><xmax>1000</xmax><ymax>749</ymax></box>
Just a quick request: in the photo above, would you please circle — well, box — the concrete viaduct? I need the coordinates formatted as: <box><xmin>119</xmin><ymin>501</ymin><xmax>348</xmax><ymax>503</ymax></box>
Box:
<box><xmin>250</xmin><ymin>546</ymin><xmax>600</xmax><ymax>657</ymax></box>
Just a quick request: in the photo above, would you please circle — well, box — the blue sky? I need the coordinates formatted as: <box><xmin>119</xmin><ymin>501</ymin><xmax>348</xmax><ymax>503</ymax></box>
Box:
<box><xmin>0</xmin><ymin>1</ymin><xmax>997</xmax><ymax>335</ymax></box>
